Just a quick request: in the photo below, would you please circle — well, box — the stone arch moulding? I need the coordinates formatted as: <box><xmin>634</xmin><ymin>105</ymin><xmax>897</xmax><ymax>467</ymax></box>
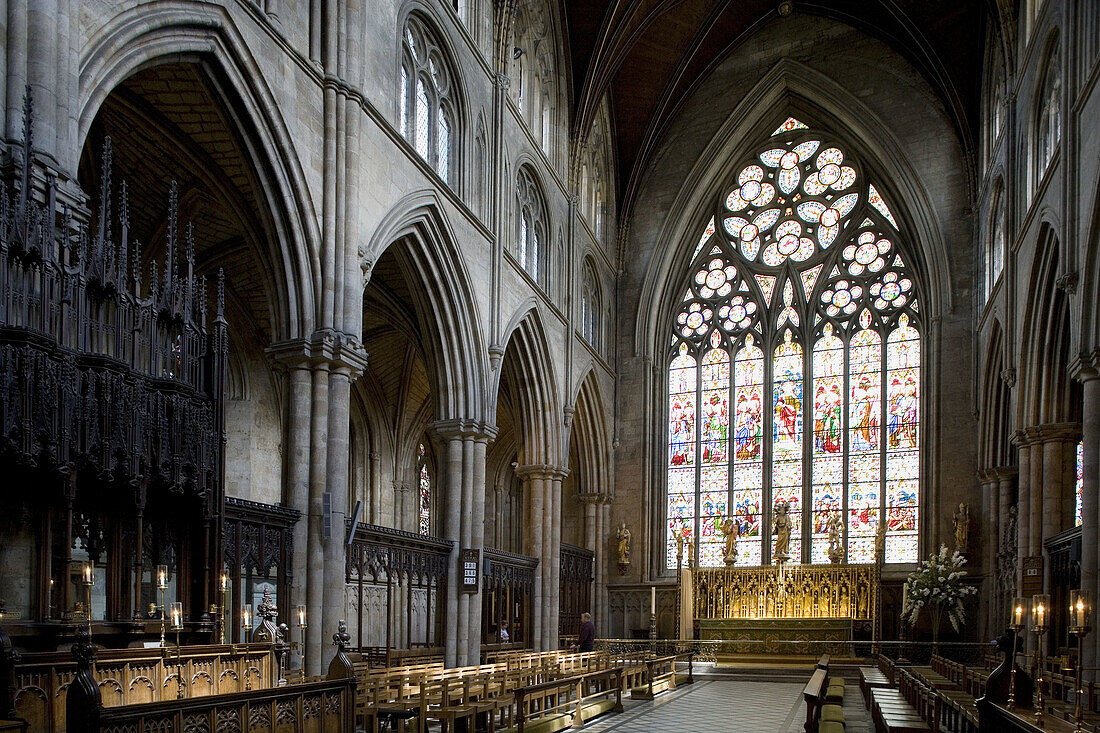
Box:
<box><xmin>568</xmin><ymin>367</ymin><xmax>613</xmax><ymax>497</ymax></box>
<box><xmin>76</xmin><ymin>3</ymin><xmax>320</xmax><ymax>341</ymax></box>
<box><xmin>365</xmin><ymin>190</ymin><xmax>492</xmax><ymax>425</ymax></box>
<box><xmin>1078</xmin><ymin>163</ymin><xmax>1100</xmax><ymax>350</ymax></box>
<box><xmin>633</xmin><ymin>58</ymin><xmax>954</xmax><ymax>362</ymax></box>
<box><xmin>495</xmin><ymin>303</ymin><xmax>564</xmax><ymax>467</ymax></box>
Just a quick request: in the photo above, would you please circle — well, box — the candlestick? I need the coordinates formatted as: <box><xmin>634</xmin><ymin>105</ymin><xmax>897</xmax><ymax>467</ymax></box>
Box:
<box><xmin>1008</xmin><ymin>596</ymin><xmax>1027</xmax><ymax>710</ymax></box>
<box><xmin>243</xmin><ymin>604</ymin><xmax>252</xmax><ymax>640</ymax></box>
<box><xmin>1032</xmin><ymin>594</ymin><xmax>1050</xmax><ymax>726</ymax></box>
<box><xmin>82</xmin><ymin>564</ymin><xmax>93</xmax><ymax>638</ymax></box>
<box><xmin>170</xmin><ymin>601</ymin><xmax>183</xmax><ymax>632</ymax></box>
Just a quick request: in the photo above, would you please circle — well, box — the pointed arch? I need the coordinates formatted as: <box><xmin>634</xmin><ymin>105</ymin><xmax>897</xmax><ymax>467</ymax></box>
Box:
<box><xmin>636</xmin><ymin>60</ymin><xmax>952</xmax><ymax>360</ymax></box>
<box><xmin>1019</xmin><ymin>224</ymin><xmax>1074</xmax><ymax>426</ymax></box>
<box><xmin>568</xmin><ymin>369</ymin><xmax>613</xmax><ymax>499</ymax></box>
<box><xmin>979</xmin><ymin>320</ymin><xmax>1013</xmax><ymax>469</ymax></box>
<box><xmin>365</xmin><ymin>192</ymin><xmax>491</xmax><ymax>424</ymax></box>
<box><xmin>76</xmin><ymin>4</ymin><xmax>319</xmax><ymax>339</ymax></box>
<box><xmin>496</xmin><ymin>305</ymin><xmax>563</xmax><ymax>467</ymax></box>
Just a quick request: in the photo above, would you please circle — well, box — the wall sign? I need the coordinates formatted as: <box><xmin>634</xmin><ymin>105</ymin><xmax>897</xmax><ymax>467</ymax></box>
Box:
<box><xmin>1021</xmin><ymin>556</ymin><xmax>1043</xmax><ymax>597</ymax></box>
<box><xmin>460</xmin><ymin>548</ymin><xmax>480</xmax><ymax>593</ymax></box>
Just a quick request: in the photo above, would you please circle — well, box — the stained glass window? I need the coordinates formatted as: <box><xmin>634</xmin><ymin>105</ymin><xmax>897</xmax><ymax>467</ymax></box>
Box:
<box><xmin>400</xmin><ymin>15</ymin><xmax>455</xmax><ymax>183</ymax></box>
<box><xmin>1077</xmin><ymin>441</ymin><xmax>1084</xmax><ymax>527</ymax></box>
<box><xmin>665</xmin><ymin>118</ymin><xmax>921</xmax><ymax>568</ymax></box>
<box><xmin>418</xmin><ymin>442</ymin><xmax>431</xmax><ymax>535</ymax></box>
<box><xmin>516</xmin><ymin>168</ymin><xmax>547</xmax><ymax>285</ymax></box>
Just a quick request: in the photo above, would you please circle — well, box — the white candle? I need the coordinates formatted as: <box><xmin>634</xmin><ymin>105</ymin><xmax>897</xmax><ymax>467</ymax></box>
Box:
<box><xmin>651</xmin><ymin>586</ymin><xmax>656</xmax><ymax>616</ymax></box>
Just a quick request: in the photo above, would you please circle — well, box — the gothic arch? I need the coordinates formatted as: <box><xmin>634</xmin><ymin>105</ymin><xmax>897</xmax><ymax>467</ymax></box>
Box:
<box><xmin>568</xmin><ymin>369</ymin><xmax>612</xmax><ymax>499</ymax></box>
<box><xmin>980</xmin><ymin>320</ymin><xmax>1013</xmax><ymax>469</ymax></box>
<box><xmin>496</xmin><ymin>305</ymin><xmax>563</xmax><ymax>467</ymax></box>
<box><xmin>365</xmin><ymin>192</ymin><xmax>491</xmax><ymax>424</ymax></box>
<box><xmin>635</xmin><ymin>60</ymin><xmax>954</xmax><ymax>359</ymax></box>
<box><xmin>75</xmin><ymin>4</ymin><xmax>319</xmax><ymax>339</ymax></box>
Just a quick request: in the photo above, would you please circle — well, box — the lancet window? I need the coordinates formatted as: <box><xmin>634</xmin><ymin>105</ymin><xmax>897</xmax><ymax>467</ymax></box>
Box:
<box><xmin>400</xmin><ymin>15</ymin><xmax>456</xmax><ymax>184</ymax></box>
<box><xmin>516</xmin><ymin>167</ymin><xmax>546</xmax><ymax>284</ymax></box>
<box><xmin>665</xmin><ymin>119</ymin><xmax>922</xmax><ymax>568</ymax></box>
<box><xmin>419</xmin><ymin>442</ymin><xmax>432</xmax><ymax>535</ymax></box>
<box><xmin>1035</xmin><ymin>41</ymin><xmax>1061</xmax><ymax>182</ymax></box>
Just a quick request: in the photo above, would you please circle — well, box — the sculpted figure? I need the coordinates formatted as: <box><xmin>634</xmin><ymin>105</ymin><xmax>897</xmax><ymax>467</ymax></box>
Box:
<box><xmin>720</xmin><ymin>516</ymin><xmax>740</xmax><ymax>565</ymax></box>
<box><xmin>953</xmin><ymin>503</ymin><xmax>969</xmax><ymax>551</ymax></box>
<box><xmin>773</xmin><ymin>502</ymin><xmax>792</xmax><ymax>562</ymax></box>
<box><xmin>826</xmin><ymin>513</ymin><xmax>843</xmax><ymax>564</ymax></box>
<box><xmin>616</xmin><ymin>523</ymin><xmax>631</xmax><ymax>566</ymax></box>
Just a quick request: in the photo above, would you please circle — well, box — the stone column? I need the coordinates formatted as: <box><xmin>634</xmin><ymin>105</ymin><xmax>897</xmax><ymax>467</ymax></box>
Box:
<box><xmin>995</xmin><ymin>468</ymin><xmax>1018</xmax><ymax>633</ymax></box>
<box><xmin>322</xmin><ymin>366</ymin><xmax>352</xmax><ymax>669</ymax></box>
<box><xmin>516</xmin><ymin>466</ymin><xmax>547</xmax><ymax>648</ymax></box>
<box><xmin>1013</xmin><ymin>431</ymin><xmax>1031</xmax><ymax>589</ymax></box>
<box><xmin>979</xmin><ymin>472</ymin><xmax>997</xmax><ymax>636</ymax></box>
<box><xmin>368</xmin><ymin>451</ymin><xmax>381</xmax><ymax>524</ymax></box>
<box><xmin>467</xmin><ymin>436</ymin><xmax>489</xmax><ymax>665</ymax></box>
<box><xmin>436</xmin><ymin>431</ymin><xmax>464</xmax><ymax>666</ymax></box>
<box><xmin>548</xmin><ymin>470</ymin><xmax>566</xmax><ymax>649</ymax></box>
<box><xmin>1028</xmin><ymin>427</ymin><xmax>1044</xmax><ymax>556</ymax></box>
<box><xmin>1072</xmin><ymin>356</ymin><xmax>1100</xmax><ymax>672</ymax></box>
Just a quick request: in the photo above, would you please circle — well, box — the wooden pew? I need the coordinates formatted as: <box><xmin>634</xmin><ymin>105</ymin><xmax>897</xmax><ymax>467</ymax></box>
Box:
<box><xmin>870</xmin><ymin>667</ymin><xmax>934</xmax><ymax>733</ymax></box>
<box><xmin>629</xmin><ymin>653</ymin><xmax>694</xmax><ymax>700</ymax></box>
<box><xmin>802</xmin><ymin>667</ymin><xmax>829</xmax><ymax>733</ymax></box>
<box><xmin>506</xmin><ymin>667</ymin><xmax>624</xmax><ymax>733</ymax></box>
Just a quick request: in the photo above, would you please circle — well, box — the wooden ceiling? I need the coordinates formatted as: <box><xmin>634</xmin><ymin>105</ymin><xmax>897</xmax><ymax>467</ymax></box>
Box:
<box><xmin>562</xmin><ymin>0</ymin><xmax>989</xmax><ymax>212</ymax></box>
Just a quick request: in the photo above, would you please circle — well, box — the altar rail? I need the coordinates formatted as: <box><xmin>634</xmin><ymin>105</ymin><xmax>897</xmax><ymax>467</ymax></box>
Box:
<box><xmin>12</xmin><ymin>643</ymin><xmax>277</xmax><ymax>732</ymax></box>
<box><xmin>691</xmin><ymin>564</ymin><xmax>878</xmax><ymax>620</ymax></box>
<box><xmin>587</xmin><ymin>639</ymin><xmax>992</xmax><ymax>665</ymax></box>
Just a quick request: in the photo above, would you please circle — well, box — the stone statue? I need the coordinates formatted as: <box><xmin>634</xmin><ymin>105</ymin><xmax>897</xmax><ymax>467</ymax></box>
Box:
<box><xmin>826</xmin><ymin>513</ymin><xmax>843</xmax><ymax>564</ymax></box>
<box><xmin>953</xmin><ymin>503</ymin><xmax>969</xmax><ymax>551</ymax></box>
<box><xmin>720</xmin><ymin>516</ymin><xmax>740</xmax><ymax>566</ymax></box>
<box><xmin>616</xmin><ymin>523</ymin><xmax>631</xmax><ymax>568</ymax></box>
<box><xmin>773</xmin><ymin>502</ymin><xmax>792</xmax><ymax>562</ymax></box>
<box><xmin>674</xmin><ymin>527</ymin><xmax>685</xmax><ymax>565</ymax></box>
<box><xmin>252</xmin><ymin>587</ymin><xmax>283</xmax><ymax>643</ymax></box>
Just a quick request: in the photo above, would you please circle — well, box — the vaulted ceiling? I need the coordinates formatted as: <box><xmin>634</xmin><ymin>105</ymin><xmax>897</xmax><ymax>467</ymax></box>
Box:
<box><xmin>562</xmin><ymin>0</ymin><xmax>989</xmax><ymax>212</ymax></box>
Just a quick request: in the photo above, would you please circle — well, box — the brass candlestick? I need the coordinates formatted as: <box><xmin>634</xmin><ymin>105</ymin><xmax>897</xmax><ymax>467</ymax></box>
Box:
<box><xmin>169</xmin><ymin>601</ymin><xmax>184</xmax><ymax>699</ymax></box>
<box><xmin>1069</xmin><ymin>590</ymin><xmax>1092</xmax><ymax>733</ymax></box>
<box><xmin>1008</xmin><ymin>596</ymin><xmax>1026</xmax><ymax>710</ymax></box>
<box><xmin>156</xmin><ymin>565</ymin><xmax>168</xmax><ymax>647</ymax></box>
<box><xmin>1031</xmin><ymin>594</ymin><xmax>1050</xmax><ymax>726</ymax></box>
<box><xmin>81</xmin><ymin>564</ymin><xmax>94</xmax><ymax>639</ymax></box>
<box><xmin>296</xmin><ymin>605</ymin><xmax>307</xmax><ymax>675</ymax></box>
<box><xmin>217</xmin><ymin>573</ymin><xmax>229</xmax><ymax>644</ymax></box>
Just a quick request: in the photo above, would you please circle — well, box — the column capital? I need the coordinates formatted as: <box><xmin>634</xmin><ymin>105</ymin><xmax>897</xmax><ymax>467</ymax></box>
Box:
<box><xmin>514</xmin><ymin>463</ymin><xmax>569</xmax><ymax>481</ymax></box>
<box><xmin>1012</xmin><ymin>427</ymin><xmax>1041</xmax><ymax>447</ymax></box>
<box><xmin>1070</xmin><ymin>350</ymin><xmax>1100</xmax><ymax>382</ymax></box>
<box><xmin>1035</xmin><ymin>422</ymin><xmax>1082</xmax><ymax>443</ymax></box>
<box><xmin>426</xmin><ymin>419</ymin><xmax>498</xmax><ymax>442</ymax></box>
<box><xmin>989</xmin><ymin>465</ymin><xmax>1019</xmax><ymax>481</ymax></box>
<box><xmin>266</xmin><ymin>331</ymin><xmax>368</xmax><ymax>378</ymax></box>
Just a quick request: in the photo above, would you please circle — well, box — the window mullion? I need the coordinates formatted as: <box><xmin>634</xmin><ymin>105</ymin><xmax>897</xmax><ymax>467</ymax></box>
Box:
<box><xmin>879</xmin><ymin>325</ymin><xmax>888</xmax><ymax>562</ymax></box>
<box><xmin>801</xmin><ymin>327</ymin><xmax>812</xmax><ymax>563</ymax></box>
<box><xmin>694</xmin><ymin>346</ymin><xmax>703</xmax><ymax>568</ymax></box>
<box><xmin>842</xmin><ymin>330</ymin><xmax>850</xmax><ymax>561</ymax></box>
<box><xmin>762</xmin><ymin>334</ymin><xmax>774</xmax><ymax>566</ymax></box>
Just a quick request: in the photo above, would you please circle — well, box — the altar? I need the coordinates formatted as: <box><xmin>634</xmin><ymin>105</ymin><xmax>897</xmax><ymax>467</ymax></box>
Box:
<box><xmin>682</xmin><ymin>564</ymin><xmax>879</xmax><ymax>656</ymax></box>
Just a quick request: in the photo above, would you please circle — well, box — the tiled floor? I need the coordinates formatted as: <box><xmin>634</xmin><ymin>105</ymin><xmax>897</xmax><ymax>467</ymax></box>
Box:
<box><xmin>580</xmin><ymin>677</ymin><xmax>872</xmax><ymax>733</ymax></box>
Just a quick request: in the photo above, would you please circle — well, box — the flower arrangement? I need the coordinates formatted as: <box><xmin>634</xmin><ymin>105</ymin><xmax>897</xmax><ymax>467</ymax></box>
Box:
<box><xmin>901</xmin><ymin>544</ymin><xmax>976</xmax><ymax>639</ymax></box>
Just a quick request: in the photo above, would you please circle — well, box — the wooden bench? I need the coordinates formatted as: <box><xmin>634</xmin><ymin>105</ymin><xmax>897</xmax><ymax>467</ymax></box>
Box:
<box><xmin>860</xmin><ymin>662</ymin><xmax>893</xmax><ymax>708</ymax></box>
<box><xmin>504</xmin><ymin>667</ymin><xmax>624</xmax><ymax>733</ymax></box>
<box><xmin>870</xmin><ymin>667</ymin><xmax>934</xmax><ymax>733</ymax></box>
<box><xmin>802</xmin><ymin>667</ymin><xmax>829</xmax><ymax>733</ymax></box>
<box><xmin>629</xmin><ymin>653</ymin><xmax>694</xmax><ymax>700</ymax></box>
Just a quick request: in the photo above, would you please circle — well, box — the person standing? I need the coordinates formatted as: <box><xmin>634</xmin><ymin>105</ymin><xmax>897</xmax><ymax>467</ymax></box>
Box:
<box><xmin>499</xmin><ymin>620</ymin><xmax>510</xmax><ymax>644</ymax></box>
<box><xmin>575</xmin><ymin>612</ymin><xmax>596</xmax><ymax>652</ymax></box>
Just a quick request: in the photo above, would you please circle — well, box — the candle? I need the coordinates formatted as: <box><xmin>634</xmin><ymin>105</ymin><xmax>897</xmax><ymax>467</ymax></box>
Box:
<box><xmin>157</xmin><ymin>565</ymin><xmax>168</xmax><ymax>590</ymax></box>
<box><xmin>82</xmin><ymin>564</ymin><xmax>93</xmax><ymax>586</ymax></box>
<box><xmin>1070</xmin><ymin>589</ymin><xmax>1090</xmax><ymax>630</ymax></box>
<box><xmin>651</xmin><ymin>586</ymin><xmax>656</xmax><ymax>616</ymax></box>
<box><xmin>1032</xmin><ymin>594</ymin><xmax>1049</xmax><ymax>629</ymax></box>
<box><xmin>170</xmin><ymin>602</ymin><xmax>183</xmax><ymax>630</ymax></box>
<box><xmin>297</xmin><ymin>604</ymin><xmax>307</xmax><ymax>629</ymax></box>
<box><xmin>243</xmin><ymin>605</ymin><xmax>252</xmax><ymax>631</ymax></box>
<box><xmin>1013</xmin><ymin>599</ymin><xmax>1024</xmax><ymax>627</ymax></box>
<box><xmin>221</xmin><ymin>573</ymin><xmax>230</xmax><ymax>593</ymax></box>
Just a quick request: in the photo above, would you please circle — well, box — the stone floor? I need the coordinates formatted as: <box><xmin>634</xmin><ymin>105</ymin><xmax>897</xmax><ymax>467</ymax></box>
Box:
<box><xmin>580</xmin><ymin>676</ymin><xmax>872</xmax><ymax>733</ymax></box>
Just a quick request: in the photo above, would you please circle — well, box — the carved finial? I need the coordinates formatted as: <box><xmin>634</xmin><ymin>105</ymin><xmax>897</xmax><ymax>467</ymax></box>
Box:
<box><xmin>332</xmin><ymin>620</ymin><xmax>351</xmax><ymax>651</ymax></box>
<box><xmin>216</xmin><ymin>268</ymin><xmax>226</xmax><ymax>322</ymax></box>
<box><xmin>97</xmin><ymin>137</ymin><xmax>113</xmax><ymax>261</ymax></box>
<box><xmin>119</xmin><ymin>180</ymin><xmax>129</xmax><ymax>284</ymax></box>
